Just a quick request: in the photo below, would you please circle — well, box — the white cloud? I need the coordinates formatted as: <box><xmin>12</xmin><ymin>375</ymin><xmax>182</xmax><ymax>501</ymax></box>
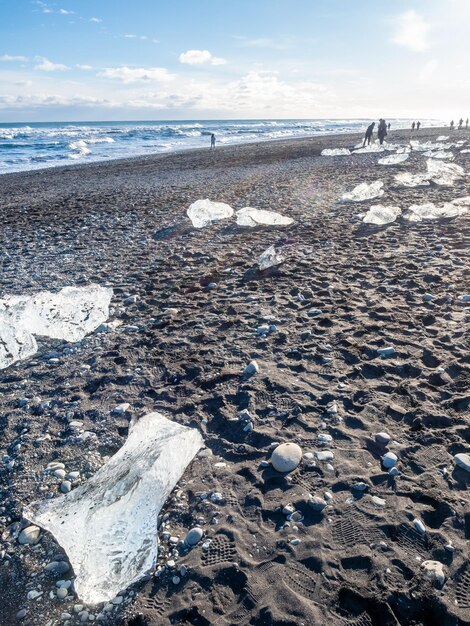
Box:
<box><xmin>35</xmin><ymin>56</ymin><xmax>69</xmax><ymax>71</ymax></box>
<box><xmin>98</xmin><ymin>66</ymin><xmax>174</xmax><ymax>83</ymax></box>
<box><xmin>179</xmin><ymin>49</ymin><xmax>226</xmax><ymax>66</ymax></box>
<box><xmin>235</xmin><ymin>36</ymin><xmax>294</xmax><ymax>50</ymax></box>
<box><xmin>392</xmin><ymin>10</ymin><xmax>430</xmax><ymax>52</ymax></box>
<box><xmin>59</xmin><ymin>8</ymin><xmax>74</xmax><ymax>15</ymax></box>
<box><xmin>76</xmin><ymin>64</ymin><xmax>93</xmax><ymax>71</ymax></box>
<box><xmin>89</xmin><ymin>17</ymin><xmax>102</xmax><ymax>23</ymax></box>
<box><xmin>0</xmin><ymin>54</ymin><xmax>29</xmax><ymax>62</ymax></box>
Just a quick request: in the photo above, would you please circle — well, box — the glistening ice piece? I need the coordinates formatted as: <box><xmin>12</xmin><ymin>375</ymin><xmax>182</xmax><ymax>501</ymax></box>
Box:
<box><xmin>341</xmin><ymin>181</ymin><xmax>384</xmax><ymax>202</ymax></box>
<box><xmin>236</xmin><ymin>207</ymin><xmax>294</xmax><ymax>227</ymax></box>
<box><xmin>362</xmin><ymin>205</ymin><xmax>401</xmax><ymax>225</ymax></box>
<box><xmin>25</xmin><ymin>412</ymin><xmax>203</xmax><ymax>605</ymax></box>
<box><xmin>187</xmin><ymin>199</ymin><xmax>234</xmax><ymax>228</ymax></box>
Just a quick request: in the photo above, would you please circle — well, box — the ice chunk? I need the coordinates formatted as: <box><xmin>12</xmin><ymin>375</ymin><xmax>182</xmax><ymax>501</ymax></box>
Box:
<box><xmin>437</xmin><ymin>135</ymin><xmax>449</xmax><ymax>141</ymax></box>
<box><xmin>378</xmin><ymin>153</ymin><xmax>409</xmax><ymax>165</ymax></box>
<box><xmin>426</xmin><ymin>159</ymin><xmax>464</xmax><ymax>186</ymax></box>
<box><xmin>187</xmin><ymin>199</ymin><xmax>234</xmax><ymax>228</ymax></box>
<box><xmin>423</xmin><ymin>150</ymin><xmax>454</xmax><ymax>160</ymax></box>
<box><xmin>362</xmin><ymin>205</ymin><xmax>401</xmax><ymax>225</ymax></box>
<box><xmin>410</xmin><ymin>140</ymin><xmax>441</xmax><ymax>152</ymax></box>
<box><xmin>394</xmin><ymin>172</ymin><xmax>430</xmax><ymax>187</ymax></box>
<box><xmin>404</xmin><ymin>202</ymin><xmax>468</xmax><ymax>222</ymax></box>
<box><xmin>341</xmin><ymin>181</ymin><xmax>384</xmax><ymax>202</ymax></box>
<box><xmin>0</xmin><ymin>312</ymin><xmax>38</xmax><ymax>370</ymax></box>
<box><xmin>0</xmin><ymin>285</ymin><xmax>113</xmax><ymax>369</ymax></box>
<box><xmin>321</xmin><ymin>148</ymin><xmax>351</xmax><ymax>156</ymax></box>
<box><xmin>258</xmin><ymin>245</ymin><xmax>285</xmax><ymax>270</ymax></box>
<box><xmin>451</xmin><ymin>196</ymin><xmax>470</xmax><ymax>207</ymax></box>
<box><xmin>460</xmin><ymin>148</ymin><xmax>470</xmax><ymax>154</ymax></box>
<box><xmin>236</xmin><ymin>207</ymin><xmax>294</xmax><ymax>227</ymax></box>
<box><xmin>25</xmin><ymin>412</ymin><xmax>203</xmax><ymax>605</ymax></box>
<box><xmin>353</xmin><ymin>144</ymin><xmax>384</xmax><ymax>154</ymax></box>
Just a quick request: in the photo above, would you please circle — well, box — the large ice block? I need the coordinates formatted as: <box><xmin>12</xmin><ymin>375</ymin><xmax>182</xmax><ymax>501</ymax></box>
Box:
<box><xmin>187</xmin><ymin>199</ymin><xmax>234</xmax><ymax>228</ymax></box>
<box><xmin>321</xmin><ymin>148</ymin><xmax>351</xmax><ymax>156</ymax></box>
<box><xmin>236</xmin><ymin>207</ymin><xmax>294</xmax><ymax>227</ymax></box>
<box><xmin>258</xmin><ymin>245</ymin><xmax>285</xmax><ymax>270</ymax></box>
<box><xmin>394</xmin><ymin>172</ymin><xmax>430</xmax><ymax>187</ymax></box>
<box><xmin>25</xmin><ymin>412</ymin><xmax>203</xmax><ymax>605</ymax></box>
<box><xmin>404</xmin><ymin>202</ymin><xmax>468</xmax><ymax>221</ymax></box>
<box><xmin>378</xmin><ymin>153</ymin><xmax>409</xmax><ymax>165</ymax></box>
<box><xmin>362</xmin><ymin>205</ymin><xmax>401</xmax><ymax>225</ymax></box>
<box><xmin>426</xmin><ymin>159</ymin><xmax>464</xmax><ymax>186</ymax></box>
<box><xmin>341</xmin><ymin>181</ymin><xmax>384</xmax><ymax>202</ymax></box>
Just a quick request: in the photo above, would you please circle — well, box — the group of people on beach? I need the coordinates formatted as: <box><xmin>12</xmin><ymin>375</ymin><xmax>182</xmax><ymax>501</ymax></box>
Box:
<box><xmin>411</xmin><ymin>121</ymin><xmax>422</xmax><ymax>131</ymax></box>
<box><xmin>363</xmin><ymin>119</ymin><xmax>389</xmax><ymax>147</ymax></box>
<box><xmin>450</xmin><ymin>118</ymin><xmax>469</xmax><ymax>130</ymax></box>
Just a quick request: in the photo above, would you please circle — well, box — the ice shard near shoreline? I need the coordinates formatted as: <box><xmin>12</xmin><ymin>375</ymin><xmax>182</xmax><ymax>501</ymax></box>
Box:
<box><xmin>26</xmin><ymin>412</ymin><xmax>203</xmax><ymax>605</ymax></box>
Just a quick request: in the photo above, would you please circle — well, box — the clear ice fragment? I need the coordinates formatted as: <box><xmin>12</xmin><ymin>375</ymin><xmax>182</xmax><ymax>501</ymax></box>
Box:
<box><xmin>25</xmin><ymin>412</ymin><xmax>203</xmax><ymax>605</ymax></box>
<box><xmin>0</xmin><ymin>312</ymin><xmax>38</xmax><ymax>370</ymax></box>
<box><xmin>236</xmin><ymin>207</ymin><xmax>294</xmax><ymax>227</ymax></box>
<box><xmin>187</xmin><ymin>199</ymin><xmax>234</xmax><ymax>228</ymax></box>
<box><xmin>362</xmin><ymin>205</ymin><xmax>401</xmax><ymax>225</ymax></box>
<box><xmin>321</xmin><ymin>148</ymin><xmax>351</xmax><ymax>156</ymax></box>
<box><xmin>258</xmin><ymin>245</ymin><xmax>285</xmax><ymax>270</ymax></box>
<box><xmin>342</xmin><ymin>181</ymin><xmax>384</xmax><ymax>202</ymax></box>
<box><xmin>378</xmin><ymin>153</ymin><xmax>409</xmax><ymax>165</ymax></box>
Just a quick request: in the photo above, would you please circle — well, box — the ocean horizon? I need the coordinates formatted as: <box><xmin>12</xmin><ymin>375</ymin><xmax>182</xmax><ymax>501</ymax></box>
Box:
<box><xmin>0</xmin><ymin>118</ymin><xmax>443</xmax><ymax>175</ymax></box>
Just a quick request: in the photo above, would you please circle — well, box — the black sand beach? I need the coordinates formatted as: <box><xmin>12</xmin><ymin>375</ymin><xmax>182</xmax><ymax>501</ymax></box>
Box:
<box><xmin>1</xmin><ymin>127</ymin><xmax>470</xmax><ymax>626</ymax></box>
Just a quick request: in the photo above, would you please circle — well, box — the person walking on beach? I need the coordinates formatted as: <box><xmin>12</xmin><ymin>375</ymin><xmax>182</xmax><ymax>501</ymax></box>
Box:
<box><xmin>417</xmin><ymin>121</ymin><xmax>421</xmax><ymax>130</ymax></box>
<box><xmin>210</xmin><ymin>133</ymin><xmax>216</xmax><ymax>150</ymax></box>
<box><xmin>466</xmin><ymin>118</ymin><xmax>469</xmax><ymax>129</ymax></box>
<box><xmin>450</xmin><ymin>120</ymin><xmax>455</xmax><ymax>130</ymax></box>
<box><xmin>377</xmin><ymin>119</ymin><xmax>388</xmax><ymax>145</ymax></box>
<box><xmin>458</xmin><ymin>118</ymin><xmax>464</xmax><ymax>130</ymax></box>
<box><xmin>363</xmin><ymin>122</ymin><xmax>375</xmax><ymax>146</ymax></box>
<box><xmin>411</xmin><ymin>121</ymin><xmax>416</xmax><ymax>131</ymax></box>
<box><xmin>387</xmin><ymin>122</ymin><xmax>391</xmax><ymax>131</ymax></box>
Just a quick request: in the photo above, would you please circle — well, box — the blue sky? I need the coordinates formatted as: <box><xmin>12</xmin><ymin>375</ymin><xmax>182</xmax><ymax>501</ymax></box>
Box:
<box><xmin>0</xmin><ymin>0</ymin><xmax>468</xmax><ymax>121</ymax></box>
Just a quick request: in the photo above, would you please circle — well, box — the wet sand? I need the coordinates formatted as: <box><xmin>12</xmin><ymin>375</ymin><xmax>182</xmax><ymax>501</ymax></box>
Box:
<box><xmin>1</xmin><ymin>127</ymin><xmax>470</xmax><ymax>626</ymax></box>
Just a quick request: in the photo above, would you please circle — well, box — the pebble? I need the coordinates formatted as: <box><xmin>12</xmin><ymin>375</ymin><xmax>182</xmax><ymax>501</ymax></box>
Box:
<box><xmin>53</xmin><ymin>468</ymin><xmax>66</xmax><ymax>479</ymax></box>
<box><xmin>45</xmin><ymin>561</ymin><xmax>70</xmax><ymax>575</ymax></box>
<box><xmin>18</xmin><ymin>525</ymin><xmax>41</xmax><ymax>545</ymax></box>
<box><xmin>309</xmin><ymin>496</ymin><xmax>327</xmax><ymax>511</ymax></box>
<box><xmin>172</xmin><ymin>576</ymin><xmax>181</xmax><ymax>585</ymax></box>
<box><xmin>423</xmin><ymin>293</ymin><xmax>435</xmax><ymax>301</ymax></box>
<box><xmin>270</xmin><ymin>442</ymin><xmax>302</xmax><ymax>472</ymax></box>
<box><xmin>27</xmin><ymin>590</ymin><xmax>42</xmax><ymax>600</ymax></box>
<box><xmin>413</xmin><ymin>518</ymin><xmax>426</xmax><ymax>534</ymax></box>
<box><xmin>16</xmin><ymin>609</ymin><xmax>27</xmax><ymax>620</ymax></box>
<box><xmin>454</xmin><ymin>453</ymin><xmax>470</xmax><ymax>472</ymax></box>
<box><xmin>353</xmin><ymin>482</ymin><xmax>368</xmax><ymax>491</ymax></box>
<box><xmin>375</xmin><ymin>432</ymin><xmax>391</xmax><ymax>445</ymax></box>
<box><xmin>422</xmin><ymin>560</ymin><xmax>446</xmax><ymax>586</ymax></box>
<box><xmin>382</xmin><ymin>451</ymin><xmax>398</xmax><ymax>468</ymax></box>
<box><xmin>317</xmin><ymin>434</ymin><xmax>333</xmax><ymax>444</ymax></box>
<box><xmin>244</xmin><ymin>360</ymin><xmax>259</xmax><ymax>376</ymax></box>
<box><xmin>60</xmin><ymin>480</ymin><xmax>72</xmax><ymax>494</ymax></box>
<box><xmin>112</xmin><ymin>403</ymin><xmax>131</xmax><ymax>415</ymax></box>
<box><xmin>372</xmin><ymin>496</ymin><xmax>386</xmax><ymax>508</ymax></box>
<box><xmin>377</xmin><ymin>346</ymin><xmax>396</xmax><ymax>358</ymax></box>
<box><xmin>56</xmin><ymin>588</ymin><xmax>68</xmax><ymax>600</ymax></box>
<box><xmin>308</xmin><ymin>309</ymin><xmax>322</xmax><ymax>316</ymax></box>
<box><xmin>315</xmin><ymin>450</ymin><xmax>334</xmax><ymax>461</ymax></box>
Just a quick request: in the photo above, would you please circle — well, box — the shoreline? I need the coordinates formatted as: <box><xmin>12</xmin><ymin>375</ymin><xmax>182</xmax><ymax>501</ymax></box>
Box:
<box><xmin>0</xmin><ymin>125</ymin><xmax>452</xmax><ymax>180</ymax></box>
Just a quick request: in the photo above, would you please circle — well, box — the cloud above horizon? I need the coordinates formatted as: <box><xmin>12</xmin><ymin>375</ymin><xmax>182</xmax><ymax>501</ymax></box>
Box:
<box><xmin>179</xmin><ymin>50</ymin><xmax>226</xmax><ymax>66</ymax></box>
<box><xmin>34</xmin><ymin>56</ymin><xmax>69</xmax><ymax>71</ymax></box>
<box><xmin>97</xmin><ymin>66</ymin><xmax>174</xmax><ymax>83</ymax></box>
<box><xmin>392</xmin><ymin>9</ymin><xmax>431</xmax><ymax>52</ymax></box>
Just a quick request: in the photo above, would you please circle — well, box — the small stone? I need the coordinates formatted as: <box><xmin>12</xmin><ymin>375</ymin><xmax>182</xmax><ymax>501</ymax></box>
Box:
<box><xmin>382</xmin><ymin>451</ymin><xmax>398</xmax><ymax>468</ymax></box>
<box><xmin>16</xmin><ymin>609</ymin><xmax>27</xmax><ymax>620</ymax></box>
<box><xmin>27</xmin><ymin>590</ymin><xmax>42</xmax><ymax>600</ymax></box>
<box><xmin>270</xmin><ymin>442</ymin><xmax>302</xmax><ymax>472</ymax></box>
<box><xmin>454</xmin><ymin>453</ymin><xmax>470</xmax><ymax>473</ymax></box>
<box><xmin>60</xmin><ymin>480</ymin><xmax>72</xmax><ymax>494</ymax></box>
<box><xmin>244</xmin><ymin>360</ymin><xmax>259</xmax><ymax>376</ymax></box>
<box><xmin>172</xmin><ymin>576</ymin><xmax>181</xmax><ymax>585</ymax></box>
<box><xmin>414</xmin><ymin>518</ymin><xmax>426</xmax><ymax>534</ymax></box>
<box><xmin>18</xmin><ymin>525</ymin><xmax>41</xmax><ymax>545</ymax></box>
<box><xmin>54</xmin><ymin>469</ymin><xmax>67</xmax><ymax>479</ymax></box>
<box><xmin>372</xmin><ymin>496</ymin><xmax>386</xmax><ymax>508</ymax></box>
<box><xmin>423</xmin><ymin>293</ymin><xmax>435</xmax><ymax>302</ymax></box>
<box><xmin>422</xmin><ymin>560</ymin><xmax>445</xmax><ymax>586</ymax></box>
<box><xmin>308</xmin><ymin>309</ymin><xmax>322</xmax><ymax>317</ymax></box>
<box><xmin>375</xmin><ymin>432</ymin><xmax>391</xmax><ymax>445</ymax></box>
<box><xmin>46</xmin><ymin>561</ymin><xmax>70</xmax><ymax>575</ymax></box>
<box><xmin>112</xmin><ymin>403</ymin><xmax>131</xmax><ymax>415</ymax></box>
<box><xmin>353</xmin><ymin>482</ymin><xmax>368</xmax><ymax>491</ymax></box>
<box><xmin>111</xmin><ymin>596</ymin><xmax>123</xmax><ymax>605</ymax></box>
<box><xmin>317</xmin><ymin>434</ymin><xmax>333</xmax><ymax>444</ymax></box>
<box><xmin>56</xmin><ymin>588</ymin><xmax>68</xmax><ymax>600</ymax></box>
<box><xmin>377</xmin><ymin>346</ymin><xmax>396</xmax><ymax>358</ymax></box>
<box><xmin>315</xmin><ymin>450</ymin><xmax>334</xmax><ymax>461</ymax></box>
<box><xmin>309</xmin><ymin>496</ymin><xmax>327</xmax><ymax>511</ymax></box>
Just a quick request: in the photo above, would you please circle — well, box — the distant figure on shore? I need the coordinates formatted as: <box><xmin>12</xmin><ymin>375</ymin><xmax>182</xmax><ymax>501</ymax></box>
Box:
<box><xmin>466</xmin><ymin>118</ymin><xmax>469</xmax><ymax>129</ymax></box>
<box><xmin>387</xmin><ymin>122</ymin><xmax>391</xmax><ymax>131</ymax></box>
<box><xmin>417</xmin><ymin>121</ymin><xmax>421</xmax><ymax>130</ymax></box>
<box><xmin>210</xmin><ymin>133</ymin><xmax>216</xmax><ymax>150</ymax></box>
<box><xmin>411</xmin><ymin>121</ymin><xmax>416</xmax><ymax>131</ymax></box>
<box><xmin>450</xmin><ymin>120</ymin><xmax>455</xmax><ymax>130</ymax></box>
<box><xmin>458</xmin><ymin>118</ymin><xmax>464</xmax><ymax>129</ymax></box>
<box><xmin>363</xmin><ymin>122</ymin><xmax>375</xmax><ymax>146</ymax></box>
<box><xmin>377</xmin><ymin>119</ymin><xmax>388</xmax><ymax>145</ymax></box>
